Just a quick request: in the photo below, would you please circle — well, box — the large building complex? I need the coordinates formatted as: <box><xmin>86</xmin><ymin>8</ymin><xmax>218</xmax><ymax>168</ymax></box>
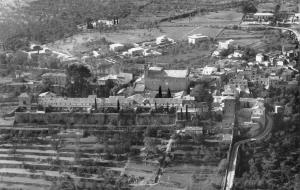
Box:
<box><xmin>145</xmin><ymin>66</ymin><xmax>190</xmax><ymax>92</ymax></box>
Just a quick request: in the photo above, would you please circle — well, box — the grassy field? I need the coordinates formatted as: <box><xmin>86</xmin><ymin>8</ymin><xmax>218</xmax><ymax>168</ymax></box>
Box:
<box><xmin>159</xmin><ymin>10</ymin><xmax>243</xmax><ymax>40</ymax></box>
<box><xmin>215</xmin><ymin>27</ymin><xmax>298</xmax><ymax>52</ymax></box>
<box><xmin>155</xmin><ymin>161</ymin><xmax>226</xmax><ymax>190</ymax></box>
<box><xmin>161</xmin><ymin>11</ymin><xmax>243</xmax><ymax>26</ymax></box>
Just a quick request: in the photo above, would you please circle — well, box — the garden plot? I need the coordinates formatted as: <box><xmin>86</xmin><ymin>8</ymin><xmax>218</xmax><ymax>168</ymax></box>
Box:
<box><xmin>159</xmin><ymin>10</ymin><xmax>243</xmax><ymax>40</ymax></box>
<box><xmin>158</xmin><ymin>163</ymin><xmax>225</xmax><ymax>190</ymax></box>
<box><xmin>216</xmin><ymin>29</ymin><xmax>270</xmax><ymax>49</ymax></box>
<box><xmin>124</xmin><ymin>160</ymin><xmax>158</xmax><ymax>179</ymax></box>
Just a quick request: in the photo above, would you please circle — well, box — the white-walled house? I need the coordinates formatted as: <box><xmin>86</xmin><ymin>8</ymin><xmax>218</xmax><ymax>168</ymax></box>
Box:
<box><xmin>127</xmin><ymin>47</ymin><xmax>144</xmax><ymax>56</ymax></box>
<box><xmin>256</xmin><ymin>53</ymin><xmax>264</xmax><ymax>63</ymax></box>
<box><xmin>218</xmin><ymin>39</ymin><xmax>234</xmax><ymax>50</ymax></box>
<box><xmin>202</xmin><ymin>66</ymin><xmax>218</xmax><ymax>75</ymax></box>
<box><xmin>188</xmin><ymin>34</ymin><xmax>208</xmax><ymax>45</ymax></box>
<box><xmin>109</xmin><ymin>43</ymin><xmax>124</xmax><ymax>52</ymax></box>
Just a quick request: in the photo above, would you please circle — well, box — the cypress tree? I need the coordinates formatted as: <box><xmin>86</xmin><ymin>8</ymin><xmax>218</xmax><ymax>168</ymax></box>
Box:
<box><xmin>180</xmin><ymin>108</ymin><xmax>183</xmax><ymax>120</ymax></box>
<box><xmin>167</xmin><ymin>88</ymin><xmax>171</xmax><ymax>98</ymax></box>
<box><xmin>158</xmin><ymin>86</ymin><xmax>162</xmax><ymax>98</ymax></box>
<box><xmin>117</xmin><ymin>99</ymin><xmax>120</xmax><ymax>111</ymax></box>
<box><xmin>186</xmin><ymin>86</ymin><xmax>190</xmax><ymax>95</ymax></box>
<box><xmin>94</xmin><ymin>98</ymin><xmax>97</xmax><ymax>111</ymax></box>
<box><xmin>186</xmin><ymin>105</ymin><xmax>188</xmax><ymax>120</ymax></box>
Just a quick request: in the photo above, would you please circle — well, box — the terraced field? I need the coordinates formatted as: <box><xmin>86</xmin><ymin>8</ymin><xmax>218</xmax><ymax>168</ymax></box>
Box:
<box><xmin>0</xmin><ymin>116</ymin><xmax>177</xmax><ymax>189</ymax></box>
<box><xmin>0</xmin><ymin>123</ymin><xmax>128</xmax><ymax>189</ymax></box>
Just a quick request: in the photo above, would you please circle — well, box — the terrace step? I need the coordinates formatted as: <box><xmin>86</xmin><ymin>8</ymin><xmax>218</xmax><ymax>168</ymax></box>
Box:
<box><xmin>0</xmin><ymin>144</ymin><xmax>99</xmax><ymax>153</ymax></box>
<box><xmin>0</xmin><ymin>176</ymin><xmax>52</xmax><ymax>187</ymax></box>
<box><xmin>0</xmin><ymin>150</ymin><xmax>103</xmax><ymax>160</ymax></box>
<box><xmin>0</xmin><ymin>168</ymin><xmax>104</xmax><ymax>182</ymax></box>
<box><xmin>0</xmin><ymin>159</ymin><xmax>114</xmax><ymax>173</ymax></box>
<box><xmin>0</xmin><ymin>154</ymin><xmax>75</xmax><ymax>162</ymax></box>
<box><xmin>0</xmin><ymin>182</ymin><xmax>49</xmax><ymax>190</ymax></box>
<box><xmin>0</xmin><ymin>148</ymin><xmax>57</xmax><ymax>155</ymax></box>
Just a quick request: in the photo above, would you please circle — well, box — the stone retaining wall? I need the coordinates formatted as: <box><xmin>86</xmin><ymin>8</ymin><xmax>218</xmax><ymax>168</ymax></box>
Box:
<box><xmin>15</xmin><ymin>112</ymin><xmax>176</xmax><ymax>126</ymax></box>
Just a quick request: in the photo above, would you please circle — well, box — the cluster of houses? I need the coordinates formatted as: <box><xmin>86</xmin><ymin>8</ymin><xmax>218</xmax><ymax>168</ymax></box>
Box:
<box><xmin>19</xmin><ymin>37</ymin><xmax>296</xmax><ymax>123</ymax></box>
<box><xmin>108</xmin><ymin>35</ymin><xmax>175</xmax><ymax>58</ymax></box>
<box><xmin>77</xmin><ymin>18</ymin><xmax>120</xmax><ymax>30</ymax></box>
<box><xmin>4</xmin><ymin>25</ymin><xmax>295</xmax><ymax>147</ymax></box>
<box><xmin>242</xmin><ymin>12</ymin><xmax>300</xmax><ymax>25</ymax></box>
<box><xmin>109</xmin><ymin>33</ymin><xmax>208</xmax><ymax>58</ymax></box>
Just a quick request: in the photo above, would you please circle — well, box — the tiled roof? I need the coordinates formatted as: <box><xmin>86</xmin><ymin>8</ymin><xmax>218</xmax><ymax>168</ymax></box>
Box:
<box><xmin>42</xmin><ymin>73</ymin><xmax>66</xmax><ymax>77</ymax></box>
<box><xmin>19</xmin><ymin>93</ymin><xmax>30</xmax><ymax>98</ymax></box>
<box><xmin>164</xmin><ymin>70</ymin><xmax>188</xmax><ymax>78</ymax></box>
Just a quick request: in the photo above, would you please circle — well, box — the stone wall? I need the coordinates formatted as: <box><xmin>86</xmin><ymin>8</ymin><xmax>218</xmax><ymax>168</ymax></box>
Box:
<box><xmin>15</xmin><ymin>112</ymin><xmax>176</xmax><ymax>126</ymax></box>
<box><xmin>136</xmin><ymin>113</ymin><xmax>176</xmax><ymax>126</ymax></box>
<box><xmin>145</xmin><ymin>77</ymin><xmax>189</xmax><ymax>92</ymax></box>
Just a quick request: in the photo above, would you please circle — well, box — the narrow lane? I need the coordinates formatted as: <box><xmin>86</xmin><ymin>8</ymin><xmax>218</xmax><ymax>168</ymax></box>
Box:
<box><xmin>224</xmin><ymin>113</ymin><xmax>273</xmax><ymax>190</ymax></box>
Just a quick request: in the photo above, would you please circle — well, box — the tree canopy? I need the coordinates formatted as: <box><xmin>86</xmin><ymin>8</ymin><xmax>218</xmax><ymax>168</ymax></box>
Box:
<box><xmin>242</xmin><ymin>1</ymin><xmax>257</xmax><ymax>15</ymax></box>
<box><xmin>66</xmin><ymin>63</ymin><xmax>92</xmax><ymax>97</ymax></box>
<box><xmin>191</xmin><ymin>83</ymin><xmax>213</xmax><ymax>103</ymax></box>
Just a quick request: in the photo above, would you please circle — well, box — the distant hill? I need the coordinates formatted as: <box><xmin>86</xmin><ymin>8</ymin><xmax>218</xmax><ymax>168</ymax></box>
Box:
<box><xmin>0</xmin><ymin>0</ymin><xmax>35</xmax><ymax>18</ymax></box>
<box><xmin>0</xmin><ymin>0</ymin><xmax>34</xmax><ymax>8</ymax></box>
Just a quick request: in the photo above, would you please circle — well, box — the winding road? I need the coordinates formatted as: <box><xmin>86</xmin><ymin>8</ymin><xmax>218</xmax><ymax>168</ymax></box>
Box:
<box><xmin>266</xmin><ymin>26</ymin><xmax>300</xmax><ymax>43</ymax></box>
<box><xmin>224</xmin><ymin>113</ymin><xmax>273</xmax><ymax>190</ymax></box>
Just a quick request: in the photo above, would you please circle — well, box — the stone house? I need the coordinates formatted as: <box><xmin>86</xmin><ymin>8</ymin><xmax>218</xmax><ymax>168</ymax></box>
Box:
<box><xmin>145</xmin><ymin>66</ymin><xmax>189</xmax><ymax>92</ymax></box>
<box><xmin>228</xmin><ymin>78</ymin><xmax>248</xmax><ymax>90</ymax></box>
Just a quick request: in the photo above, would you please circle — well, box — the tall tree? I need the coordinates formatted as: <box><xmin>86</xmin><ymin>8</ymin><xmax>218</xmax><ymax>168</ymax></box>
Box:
<box><xmin>191</xmin><ymin>83</ymin><xmax>213</xmax><ymax>103</ymax></box>
<box><xmin>66</xmin><ymin>63</ymin><xmax>91</xmax><ymax>97</ymax></box>
<box><xmin>117</xmin><ymin>99</ymin><xmax>120</xmax><ymax>111</ymax></box>
<box><xmin>242</xmin><ymin>1</ymin><xmax>257</xmax><ymax>15</ymax></box>
<box><xmin>186</xmin><ymin>86</ymin><xmax>191</xmax><ymax>95</ymax></box>
<box><xmin>273</xmin><ymin>4</ymin><xmax>281</xmax><ymax>25</ymax></box>
<box><xmin>167</xmin><ymin>88</ymin><xmax>172</xmax><ymax>98</ymax></box>
<box><xmin>158</xmin><ymin>86</ymin><xmax>162</xmax><ymax>98</ymax></box>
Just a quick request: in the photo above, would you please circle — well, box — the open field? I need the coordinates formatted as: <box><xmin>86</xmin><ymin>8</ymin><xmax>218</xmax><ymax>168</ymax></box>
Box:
<box><xmin>159</xmin><ymin>10</ymin><xmax>243</xmax><ymax>40</ymax></box>
<box><xmin>215</xmin><ymin>27</ymin><xmax>298</xmax><ymax>51</ymax></box>
<box><xmin>132</xmin><ymin>0</ymin><xmax>251</xmax><ymax>24</ymax></box>
<box><xmin>156</xmin><ymin>162</ymin><xmax>225</xmax><ymax>190</ymax></box>
<box><xmin>161</xmin><ymin>11</ymin><xmax>243</xmax><ymax>26</ymax></box>
<box><xmin>216</xmin><ymin>29</ymin><xmax>267</xmax><ymax>49</ymax></box>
